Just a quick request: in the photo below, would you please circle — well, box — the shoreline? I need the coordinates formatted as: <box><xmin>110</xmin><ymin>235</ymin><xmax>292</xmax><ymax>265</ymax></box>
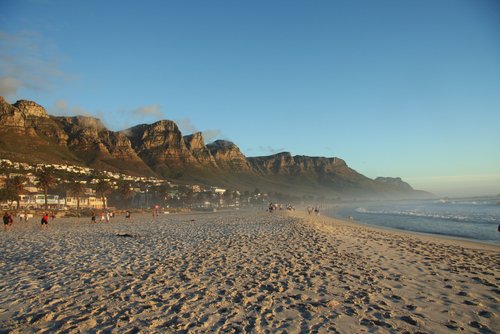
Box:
<box><xmin>321</xmin><ymin>199</ymin><xmax>500</xmax><ymax>248</ymax></box>
<box><xmin>319</xmin><ymin>209</ymin><xmax>500</xmax><ymax>250</ymax></box>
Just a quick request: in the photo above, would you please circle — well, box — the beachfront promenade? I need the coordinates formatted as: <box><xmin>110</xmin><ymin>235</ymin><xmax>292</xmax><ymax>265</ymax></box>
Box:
<box><xmin>0</xmin><ymin>210</ymin><xmax>498</xmax><ymax>333</ymax></box>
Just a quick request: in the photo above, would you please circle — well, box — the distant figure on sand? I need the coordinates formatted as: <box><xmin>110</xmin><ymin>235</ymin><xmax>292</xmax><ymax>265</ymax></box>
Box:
<box><xmin>268</xmin><ymin>203</ymin><xmax>274</xmax><ymax>213</ymax></box>
<box><xmin>41</xmin><ymin>213</ymin><xmax>49</xmax><ymax>229</ymax></box>
<box><xmin>126</xmin><ymin>211</ymin><xmax>131</xmax><ymax>219</ymax></box>
<box><xmin>307</xmin><ymin>206</ymin><xmax>313</xmax><ymax>215</ymax></box>
<box><xmin>3</xmin><ymin>212</ymin><xmax>13</xmax><ymax>231</ymax></box>
<box><xmin>91</xmin><ymin>212</ymin><xmax>96</xmax><ymax>223</ymax></box>
<box><xmin>314</xmin><ymin>206</ymin><xmax>320</xmax><ymax>216</ymax></box>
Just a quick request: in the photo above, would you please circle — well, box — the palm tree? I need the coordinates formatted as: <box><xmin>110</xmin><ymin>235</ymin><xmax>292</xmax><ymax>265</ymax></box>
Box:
<box><xmin>155</xmin><ymin>184</ymin><xmax>170</xmax><ymax>206</ymax></box>
<box><xmin>36</xmin><ymin>169</ymin><xmax>57</xmax><ymax>210</ymax></box>
<box><xmin>0</xmin><ymin>187</ymin><xmax>17</xmax><ymax>209</ymax></box>
<box><xmin>69</xmin><ymin>182</ymin><xmax>86</xmax><ymax>215</ymax></box>
<box><xmin>119</xmin><ymin>182</ymin><xmax>135</xmax><ymax>209</ymax></box>
<box><xmin>95</xmin><ymin>179</ymin><xmax>112</xmax><ymax>209</ymax></box>
<box><xmin>223</xmin><ymin>188</ymin><xmax>234</xmax><ymax>206</ymax></box>
<box><xmin>5</xmin><ymin>175</ymin><xmax>26</xmax><ymax>210</ymax></box>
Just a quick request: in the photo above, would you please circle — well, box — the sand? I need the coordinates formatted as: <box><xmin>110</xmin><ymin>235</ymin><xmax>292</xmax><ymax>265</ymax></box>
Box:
<box><xmin>0</xmin><ymin>209</ymin><xmax>498</xmax><ymax>333</ymax></box>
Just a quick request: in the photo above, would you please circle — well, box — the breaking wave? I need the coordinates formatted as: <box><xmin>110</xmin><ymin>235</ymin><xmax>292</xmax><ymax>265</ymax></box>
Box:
<box><xmin>330</xmin><ymin>197</ymin><xmax>500</xmax><ymax>245</ymax></box>
<box><xmin>354</xmin><ymin>207</ymin><xmax>499</xmax><ymax>224</ymax></box>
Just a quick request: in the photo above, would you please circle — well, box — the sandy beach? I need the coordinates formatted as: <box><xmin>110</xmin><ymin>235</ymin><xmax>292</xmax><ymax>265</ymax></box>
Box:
<box><xmin>0</xmin><ymin>209</ymin><xmax>498</xmax><ymax>333</ymax></box>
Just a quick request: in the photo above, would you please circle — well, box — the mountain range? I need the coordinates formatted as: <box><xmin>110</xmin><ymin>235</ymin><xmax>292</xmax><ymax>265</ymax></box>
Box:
<box><xmin>0</xmin><ymin>96</ymin><xmax>430</xmax><ymax>199</ymax></box>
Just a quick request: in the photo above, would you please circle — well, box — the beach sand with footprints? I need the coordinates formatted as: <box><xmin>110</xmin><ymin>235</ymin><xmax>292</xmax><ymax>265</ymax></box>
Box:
<box><xmin>0</xmin><ymin>209</ymin><xmax>498</xmax><ymax>333</ymax></box>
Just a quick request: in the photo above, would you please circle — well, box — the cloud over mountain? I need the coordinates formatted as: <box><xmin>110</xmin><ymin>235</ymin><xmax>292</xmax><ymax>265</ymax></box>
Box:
<box><xmin>133</xmin><ymin>104</ymin><xmax>163</xmax><ymax>118</ymax></box>
<box><xmin>0</xmin><ymin>31</ymin><xmax>67</xmax><ymax>97</ymax></box>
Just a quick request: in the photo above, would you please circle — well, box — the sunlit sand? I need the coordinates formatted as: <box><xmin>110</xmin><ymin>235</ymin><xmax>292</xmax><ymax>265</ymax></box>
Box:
<box><xmin>0</xmin><ymin>210</ymin><xmax>498</xmax><ymax>333</ymax></box>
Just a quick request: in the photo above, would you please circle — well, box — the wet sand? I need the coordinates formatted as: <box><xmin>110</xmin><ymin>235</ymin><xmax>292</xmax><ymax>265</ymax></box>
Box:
<box><xmin>0</xmin><ymin>210</ymin><xmax>498</xmax><ymax>333</ymax></box>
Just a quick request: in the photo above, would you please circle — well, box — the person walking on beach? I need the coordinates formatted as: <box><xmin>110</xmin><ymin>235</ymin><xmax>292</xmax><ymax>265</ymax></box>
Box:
<box><xmin>3</xmin><ymin>212</ymin><xmax>13</xmax><ymax>231</ymax></box>
<box><xmin>91</xmin><ymin>212</ymin><xmax>96</xmax><ymax>223</ymax></box>
<box><xmin>41</xmin><ymin>213</ymin><xmax>49</xmax><ymax>229</ymax></box>
<box><xmin>125</xmin><ymin>210</ymin><xmax>131</xmax><ymax>219</ymax></box>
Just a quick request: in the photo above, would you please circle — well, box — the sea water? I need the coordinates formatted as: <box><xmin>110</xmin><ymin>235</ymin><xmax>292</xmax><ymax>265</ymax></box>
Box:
<box><xmin>327</xmin><ymin>196</ymin><xmax>500</xmax><ymax>245</ymax></box>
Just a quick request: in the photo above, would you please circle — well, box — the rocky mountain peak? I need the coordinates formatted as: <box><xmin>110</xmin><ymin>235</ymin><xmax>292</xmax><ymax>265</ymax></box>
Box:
<box><xmin>122</xmin><ymin>120</ymin><xmax>197</xmax><ymax>176</ymax></box>
<box><xmin>207</xmin><ymin>140</ymin><xmax>237</xmax><ymax>150</ymax></box>
<box><xmin>59</xmin><ymin>116</ymin><xmax>107</xmax><ymax>130</ymax></box>
<box><xmin>207</xmin><ymin>140</ymin><xmax>251</xmax><ymax>171</ymax></box>
<box><xmin>184</xmin><ymin>132</ymin><xmax>206</xmax><ymax>150</ymax></box>
<box><xmin>0</xmin><ymin>96</ymin><xmax>430</xmax><ymax>198</ymax></box>
<box><xmin>0</xmin><ymin>96</ymin><xmax>15</xmax><ymax>115</ymax></box>
<box><xmin>183</xmin><ymin>132</ymin><xmax>218</xmax><ymax>166</ymax></box>
<box><xmin>150</xmin><ymin>119</ymin><xmax>179</xmax><ymax>132</ymax></box>
<box><xmin>0</xmin><ymin>97</ymin><xmax>67</xmax><ymax>141</ymax></box>
<box><xmin>375</xmin><ymin>177</ymin><xmax>413</xmax><ymax>191</ymax></box>
<box><xmin>12</xmin><ymin>100</ymin><xmax>49</xmax><ymax>118</ymax></box>
<box><xmin>126</xmin><ymin>120</ymin><xmax>185</xmax><ymax>151</ymax></box>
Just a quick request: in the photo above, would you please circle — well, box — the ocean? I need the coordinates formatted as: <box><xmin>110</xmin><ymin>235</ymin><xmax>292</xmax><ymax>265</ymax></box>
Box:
<box><xmin>326</xmin><ymin>196</ymin><xmax>500</xmax><ymax>245</ymax></box>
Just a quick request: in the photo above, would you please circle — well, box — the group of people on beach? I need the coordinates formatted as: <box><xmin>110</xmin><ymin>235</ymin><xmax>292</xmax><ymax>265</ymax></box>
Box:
<box><xmin>307</xmin><ymin>206</ymin><xmax>320</xmax><ymax>216</ymax></box>
<box><xmin>90</xmin><ymin>211</ymin><xmax>117</xmax><ymax>223</ymax></box>
<box><xmin>3</xmin><ymin>210</ymin><xmax>134</xmax><ymax>230</ymax></box>
<box><xmin>267</xmin><ymin>203</ymin><xmax>296</xmax><ymax>212</ymax></box>
<box><xmin>3</xmin><ymin>211</ymin><xmax>52</xmax><ymax>230</ymax></box>
<box><xmin>90</xmin><ymin>210</ymin><xmax>132</xmax><ymax>223</ymax></box>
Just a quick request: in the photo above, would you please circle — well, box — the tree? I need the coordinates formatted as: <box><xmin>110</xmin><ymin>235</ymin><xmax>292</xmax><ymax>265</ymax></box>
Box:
<box><xmin>5</xmin><ymin>175</ymin><xmax>26</xmax><ymax>210</ymax></box>
<box><xmin>183</xmin><ymin>188</ymin><xmax>194</xmax><ymax>207</ymax></box>
<box><xmin>154</xmin><ymin>184</ymin><xmax>171</xmax><ymax>206</ymax></box>
<box><xmin>0</xmin><ymin>188</ymin><xmax>17</xmax><ymax>209</ymax></box>
<box><xmin>95</xmin><ymin>179</ymin><xmax>112</xmax><ymax>209</ymax></box>
<box><xmin>119</xmin><ymin>182</ymin><xmax>134</xmax><ymax>209</ymax></box>
<box><xmin>223</xmin><ymin>189</ymin><xmax>234</xmax><ymax>206</ymax></box>
<box><xmin>36</xmin><ymin>169</ymin><xmax>57</xmax><ymax>210</ymax></box>
<box><xmin>69</xmin><ymin>182</ymin><xmax>86</xmax><ymax>215</ymax></box>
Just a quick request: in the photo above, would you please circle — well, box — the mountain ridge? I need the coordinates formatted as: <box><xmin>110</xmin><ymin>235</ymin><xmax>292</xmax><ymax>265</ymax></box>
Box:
<box><xmin>0</xmin><ymin>97</ymin><xmax>430</xmax><ymax>199</ymax></box>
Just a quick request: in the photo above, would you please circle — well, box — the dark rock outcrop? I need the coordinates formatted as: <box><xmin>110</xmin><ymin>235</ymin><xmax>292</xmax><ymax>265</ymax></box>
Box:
<box><xmin>207</xmin><ymin>140</ymin><xmax>252</xmax><ymax>171</ymax></box>
<box><xmin>123</xmin><ymin>120</ymin><xmax>197</xmax><ymax>176</ymax></box>
<box><xmin>0</xmin><ymin>97</ymin><xmax>68</xmax><ymax>143</ymax></box>
<box><xmin>52</xmin><ymin>116</ymin><xmax>155</xmax><ymax>175</ymax></box>
<box><xmin>183</xmin><ymin>132</ymin><xmax>218</xmax><ymax>166</ymax></box>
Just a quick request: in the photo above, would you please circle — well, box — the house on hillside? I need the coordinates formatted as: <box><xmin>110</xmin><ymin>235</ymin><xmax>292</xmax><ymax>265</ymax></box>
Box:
<box><xmin>65</xmin><ymin>195</ymin><xmax>106</xmax><ymax>209</ymax></box>
<box><xmin>18</xmin><ymin>193</ymin><xmax>65</xmax><ymax>210</ymax></box>
<box><xmin>65</xmin><ymin>188</ymin><xmax>107</xmax><ymax>209</ymax></box>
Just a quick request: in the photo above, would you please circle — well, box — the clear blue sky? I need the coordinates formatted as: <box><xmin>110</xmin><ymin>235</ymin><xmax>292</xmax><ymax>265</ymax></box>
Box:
<box><xmin>1</xmin><ymin>0</ymin><xmax>499</xmax><ymax>196</ymax></box>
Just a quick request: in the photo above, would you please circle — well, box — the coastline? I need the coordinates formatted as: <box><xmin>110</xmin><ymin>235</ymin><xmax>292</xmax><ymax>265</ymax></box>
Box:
<box><xmin>322</xmin><ymin>198</ymin><xmax>500</xmax><ymax>247</ymax></box>
<box><xmin>1</xmin><ymin>210</ymin><xmax>498</xmax><ymax>333</ymax></box>
<box><xmin>318</xmin><ymin>208</ymin><xmax>500</xmax><ymax>250</ymax></box>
